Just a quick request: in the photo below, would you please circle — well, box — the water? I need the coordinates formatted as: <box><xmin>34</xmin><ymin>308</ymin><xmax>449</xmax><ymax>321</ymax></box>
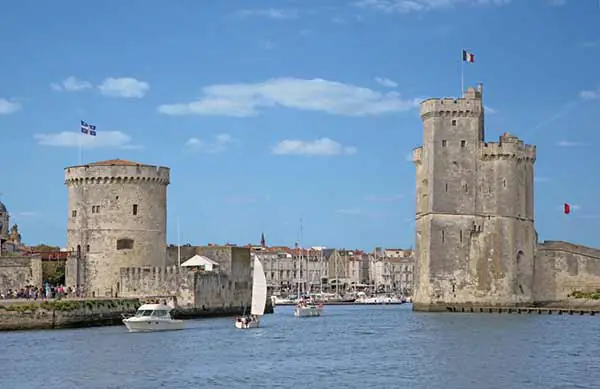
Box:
<box><xmin>1</xmin><ymin>304</ymin><xmax>598</xmax><ymax>388</ymax></box>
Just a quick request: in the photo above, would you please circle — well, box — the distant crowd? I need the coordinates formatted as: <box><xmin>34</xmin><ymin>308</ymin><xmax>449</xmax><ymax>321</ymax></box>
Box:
<box><xmin>0</xmin><ymin>284</ymin><xmax>85</xmax><ymax>300</ymax></box>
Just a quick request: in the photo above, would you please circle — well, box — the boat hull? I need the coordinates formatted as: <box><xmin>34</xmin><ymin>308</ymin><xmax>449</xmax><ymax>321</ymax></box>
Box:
<box><xmin>235</xmin><ymin>319</ymin><xmax>260</xmax><ymax>329</ymax></box>
<box><xmin>294</xmin><ymin>306</ymin><xmax>321</xmax><ymax>317</ymax></box>
<box><xmin>123</xmin><ymin>318</ymin><xmax>185</xmax><ymax>332</ymax></box>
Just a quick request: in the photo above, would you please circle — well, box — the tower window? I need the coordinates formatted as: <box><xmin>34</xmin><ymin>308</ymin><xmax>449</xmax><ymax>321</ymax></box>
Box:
<box><xmin>503</xmin><ymin>179</ymin><xmax>507</xmax><ymax>187</ymax></box>
<box><xmin>442</xmin><ymin>140</ymin><xmax>447</xmax><ymax>147</ymax></box>
<box><xmin>72</xmin><ymin>210</ymin><xmax>77</xmax><ymax>218</ymax></box>
<box><xmin>452</xmin><ymin>120</ymin><xmax>457</xmax><ymax>126</ymax></box>
<box><xmin>461</xmin><ymin>140</ymin><xmax>466</xmax><ymax>148</ymax></box>
<box><xmin>86</xmin><ymin>244</ymin><xmax>90</xmax><ymax>252</ymax></box>
<box><xmin>464</xmin><ymin>184</ymin><xmax>468</xmax><ymax>193</ymax></box>
<box><xmin>445</xmin><ymin>183</ymin><xmax>449</xmax><ymax>192</ymax></box>
<box><xmin>92</xmin><ymin>205</ymin><xmax>100</xmax><ymax>214</ymax></box>
<box><xmin>116</xmin><ymin>238</ymin><xmax>134</xmax><ymax>250</ymax></box>
<box><xmin>441</xmin><ymin>230</ymin><xmax>445</xmax><ymax>243</ymax></box>
<box><xmin>132</xmin><ymin>204</ymin><xmax>138</xmax><ymax>215</ymax></box>
<box><xmin>459</xmin><ymin>230</ymin><xmax>463</xmax><ymax>243</ymax></box>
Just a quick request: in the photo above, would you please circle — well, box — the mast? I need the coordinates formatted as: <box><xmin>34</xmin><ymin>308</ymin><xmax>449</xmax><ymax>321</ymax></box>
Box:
<box><xmin>334</xmin><ymin>249</ymin><xmax>338</xmax><ymax>296</ymax></box>
<box><xmin>177</xmin><ymin>216</ymin><xmax>181</xmax><ymax>267</ymax></box>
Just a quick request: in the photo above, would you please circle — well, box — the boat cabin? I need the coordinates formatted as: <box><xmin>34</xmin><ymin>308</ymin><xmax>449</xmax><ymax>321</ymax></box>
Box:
<box><xmin>134</xmin><ymin>304</ymin><xmax>173</xmax><ymax>318</ymax></box>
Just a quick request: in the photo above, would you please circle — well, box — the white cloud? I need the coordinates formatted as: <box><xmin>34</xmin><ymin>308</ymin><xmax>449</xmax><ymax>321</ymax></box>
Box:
<box><xmin>186</xmin><ymin>133</ymin><xmax>236</xmax><ymax>153</ymax></box>
<box><xmin>353</xmin><ymin>0</ymin><xmax>511</xmax><ymax>13</ymax></box>
<box><xmin>34</xmin><ymin>130</ymin><xmax>140</xmax><ymax>149</ymax></box>
<box><xmin>579</xmin><ymin>89</ymin><xmax>600</xmax><ymax>100</ymax></box>
<box><xmin>235</xmin><ymin>8</ymin><xmax>300</xmax><ymax>19</ymax></box>
<box><xmin>158</xmin><ymin>77</ymin><xmax>420</xmax><ymax>117</ymax></box>
<box><xmin>273</xmin><ymin>138</ymin><xmax>357</xmax><ymax>156</ymax></box>
<box><xmin>375</xmin><ymin>77</ymin><xmax>398</xmax><ymax>88</ymax></box>
<box><xmin>555</xmin><ymin>140</ymin><xmax>584</xmax><ymax>147</ymax></box>
<box><xmin>484</xmin><ymin>105</ymin><xmax>497</xmax><ymax>114</ymax></box>
<box><xmin>98</xmin><ymin>77</ymin><xmax>150</xmax><ymax>98</ymax></box>
<box><xmin>0</xmin><ymin>98</ymin><xmax>21</xmax><ymax>115</ymax></box>
<box><xmin>50</xmin><ymin>76</ymin><xmax>92</xmax><ymax>92</ymax></box>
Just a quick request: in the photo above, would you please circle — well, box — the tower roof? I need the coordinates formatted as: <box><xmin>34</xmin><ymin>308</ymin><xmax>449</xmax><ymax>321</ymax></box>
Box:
<box><xmin>0</xmin><ymin>201</ymin><xmax>6</xmax><ymax>213</ymax></box>
<box><xmin>88</xmin><ymin>159</ymin><xmax>143</xmax><ymax>166</ymax></box>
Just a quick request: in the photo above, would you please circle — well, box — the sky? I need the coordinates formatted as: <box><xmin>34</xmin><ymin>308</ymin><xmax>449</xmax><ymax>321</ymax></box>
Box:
<box><xmin>0</xmin><ymin>0</ymin><xmax>599</xmax><ymax>250</ymax></box>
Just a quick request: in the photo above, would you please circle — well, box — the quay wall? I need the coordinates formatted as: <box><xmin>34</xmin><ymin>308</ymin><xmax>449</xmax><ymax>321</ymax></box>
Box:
<box><xmin>534</xmin><ymin>241</ymin><xmax>600</xmax><ymax>303</ymax></box>
<box><xmin>0</xmin><ymin>298</ymin><xmax>140</xmax><ymax>331</ymax></box>
<box><xmin>0</xmin><ymin>256</ymin><xmax>42</xmax><ymax>292</ymax></box>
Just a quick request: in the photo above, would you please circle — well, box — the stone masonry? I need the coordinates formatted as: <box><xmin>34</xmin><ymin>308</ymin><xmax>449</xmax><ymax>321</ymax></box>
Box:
<box><xmin>412</xmin><ymin>85</ymin><xmax>537</xmax><ymax>311</ymax></box>
<box><xmin>65</xmin><ymin>159</ymin><xmax>170</xmax><ymax>297</ymax></box>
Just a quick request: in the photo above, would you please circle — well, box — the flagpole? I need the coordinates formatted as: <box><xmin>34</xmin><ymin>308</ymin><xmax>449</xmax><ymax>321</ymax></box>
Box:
<box><xmin>78</xmin><ymin>132</ymin><xmax>83</xmax><ymax>165</ymax></box>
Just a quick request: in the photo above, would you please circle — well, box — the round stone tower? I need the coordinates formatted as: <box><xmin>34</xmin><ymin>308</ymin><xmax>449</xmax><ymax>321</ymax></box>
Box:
<box><xmin>65</xmin><ymin>159</ymin><xmax>170</xmax><ymax>297</ymax></box>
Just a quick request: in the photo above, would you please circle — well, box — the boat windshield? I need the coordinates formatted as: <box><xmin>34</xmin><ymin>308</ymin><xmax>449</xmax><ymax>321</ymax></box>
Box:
<box><xmin>152</xmin><ymin>310</ymin><xmax>169</xmax><ymax>317</ymax></box>
<box><xmin>135</xmin><ymin>310</ymin><xmax>154</xmax><ymax>318</ymax></box>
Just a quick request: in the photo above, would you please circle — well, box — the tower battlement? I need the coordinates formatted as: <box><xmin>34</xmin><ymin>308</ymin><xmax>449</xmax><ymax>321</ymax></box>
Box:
<box><xmin>481</xmin><ymin>133</ymin><xmax>536</xmax><ymax>162</ymax></box>
<box><xmin>65</xmin><ymin>159</ymin><xmax>170</xmax><ymax>186</ymax></box>
<box><xmin>420</xmin><ymin>84</ymin><xmax>483</xmax><ymax>119</ymax></box>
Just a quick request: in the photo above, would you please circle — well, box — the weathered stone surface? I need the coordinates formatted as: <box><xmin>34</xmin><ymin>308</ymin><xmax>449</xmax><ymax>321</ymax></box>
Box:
<box><xmin>412</xmin><ymin>86</ymin><xmax>600</xmax><ymax>312</ymax></box>
<box><xmin>0</xmin><ymin>256</ymin><xmax>42</xmax><ymax>292</ymax></box>
<box><xmin>64</xmin><ymin>160</ymin><xmax>170</xmax><ymax>297</ymax></box>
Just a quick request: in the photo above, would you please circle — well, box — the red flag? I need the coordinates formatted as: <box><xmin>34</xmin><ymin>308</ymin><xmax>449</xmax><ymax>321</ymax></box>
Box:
<box><xmin>564</xmin><ymin>203</ymin><xmax>571</xmax><ymax>215</ymax></box>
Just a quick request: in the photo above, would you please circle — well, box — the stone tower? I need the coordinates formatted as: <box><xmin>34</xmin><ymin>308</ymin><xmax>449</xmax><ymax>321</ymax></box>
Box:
<box><xmin>0</xmin><ymin>201</ymin><xmax>8</xmax><ymax>251</ymax></box>
<box><xmin>65</xmin><ymin>159</ymin><xmax>170</xmax><ymax>297</ymax></box>
<box><xmin>411</xmin><ymin>85</ymin><xmax>537</xmax><ymax>311</ymax></box>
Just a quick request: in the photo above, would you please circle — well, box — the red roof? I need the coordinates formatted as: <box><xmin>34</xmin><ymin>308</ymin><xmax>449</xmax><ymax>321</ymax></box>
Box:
<box><xmin>88</xmin><ymin>159</ymin><xmax>143</xmax><ymax>166</ymax></box>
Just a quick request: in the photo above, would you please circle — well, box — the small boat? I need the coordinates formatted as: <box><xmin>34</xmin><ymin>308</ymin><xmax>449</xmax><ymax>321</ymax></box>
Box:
<box><xmin>235</xmin><ymin>256</ymin><xmax>267</xmax><ymax>329</ymax></box>
<box><xmin>122</xmin><ymin>303</ymin><xmax>184</xmax><ymax>332</ymax></box>
<box><xmin>294</xmin><ymin>297</ymin><xmax>323</xmax><ymax>317</ymax></box>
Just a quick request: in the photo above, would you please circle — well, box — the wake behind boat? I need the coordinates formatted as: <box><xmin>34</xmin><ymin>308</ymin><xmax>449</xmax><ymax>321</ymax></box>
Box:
<box><xmin>294</xmin><ymin>296</ymin><xmax>324</xmax><ymax>317</ymax></box>
<box><xmin>122</xmin><ymin>303</ymin><xmax>184</xmax><ymax>332</ymax></box>
<box><xmin>235</xmin><ymin>255</ymin><xmax>268</xmax><ymax>329</ymax></box>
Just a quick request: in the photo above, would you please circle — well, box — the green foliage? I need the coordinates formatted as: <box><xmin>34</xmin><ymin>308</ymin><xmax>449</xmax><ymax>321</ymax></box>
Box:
<box><xmin>570</xmin><ymin>290</ymin><xmax>600</xmax><ymax>300</ymax></box>
<box><xmin>30</xmin><ymin>244</ymin><xmax>60</xmax><ymax>252</ymax></box>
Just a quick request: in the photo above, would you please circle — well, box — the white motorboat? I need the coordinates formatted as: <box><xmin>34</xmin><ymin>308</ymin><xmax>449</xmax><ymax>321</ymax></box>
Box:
<box><xmin>294</xmin><ymin>297</ymin><xmax>324</xmax><ymax>317</ymax></box>
<box><xmin>122</xmin><ymin>303</ymin><xmax>184</xmax><ymax>332</ymax></box>
<box><xmin>235</xmin><ymin>256</ymin><xmax>267</xmax><ymax>329</ymax></box>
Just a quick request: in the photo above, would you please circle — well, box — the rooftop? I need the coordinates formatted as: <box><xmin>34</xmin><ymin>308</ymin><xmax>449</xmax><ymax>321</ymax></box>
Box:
<box><xmin>88</xmin><ymin>159</ymin><xmax>143</xmax><ymax>166</ymax></box>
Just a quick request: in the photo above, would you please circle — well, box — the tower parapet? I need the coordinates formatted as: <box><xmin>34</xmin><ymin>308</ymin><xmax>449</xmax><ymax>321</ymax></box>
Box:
<box><xmin>420</xmin><ymin>84</ymin><xmax>483</xmax><ymax>120</ymax></box>
<box><xmin>481</xmin><ymin>133</ymin><xmax>536</xmax><ymax>162</ymax></box>
<box><xmin>65</xmin><ymin>159</ymin><xmax>170</xmax><ymax>298</ymax></box>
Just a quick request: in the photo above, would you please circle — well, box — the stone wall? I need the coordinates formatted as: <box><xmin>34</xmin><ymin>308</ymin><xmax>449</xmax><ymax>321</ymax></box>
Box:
<box><xmin>167</xmin><ymin>245</ymin><xmax>252</xmax><ymax>282</ymax></box>
<box><xmin>0</xmin><ymin>256</ymin><xmax>42</xmax><ymax>292</ymax></box>
<box><xmin>534</xmin><ymin>241</ymin><xmax>600</xmax><ymax>303</ymax></box>
<box><xmin>119</xmin><ymin>266</ymin><xmax>195</xmax><ymax>307</ymax></box>
<box><xmin>65</xmin><ymin>161</ymin><xmax>169</xmax><ymax>298</ymax></box>
<box><xmin>0</xmin><ymin>298</ymin><xmax>140</xmax><ymax>331</ymax></box>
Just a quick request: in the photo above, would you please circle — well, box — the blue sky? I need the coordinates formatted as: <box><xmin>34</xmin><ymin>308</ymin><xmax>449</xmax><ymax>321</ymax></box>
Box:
<box><xmin>0</xmin><ymin>0</ymin><xmax>599</xmax><ymax>250</ymax></box>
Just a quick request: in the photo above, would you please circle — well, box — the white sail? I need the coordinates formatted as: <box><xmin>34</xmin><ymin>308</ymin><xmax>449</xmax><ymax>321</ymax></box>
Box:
<box><xmin>250</xmin><ymin>256</ymin><xmax>268</xmax><ymax>316</ymax></box>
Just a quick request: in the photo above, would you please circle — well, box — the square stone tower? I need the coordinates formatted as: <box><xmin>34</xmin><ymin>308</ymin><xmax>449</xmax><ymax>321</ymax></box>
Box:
<box><xmin>412</xmin><ymin>85</ymin><xmax>537</xmax><ymax>311</ymax></box>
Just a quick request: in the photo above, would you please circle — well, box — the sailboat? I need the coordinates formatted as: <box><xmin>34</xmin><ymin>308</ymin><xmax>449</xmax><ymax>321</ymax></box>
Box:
<box><xmin>235</xmin><ymin>255</ymin><xmax>268</xmax><ymax>329</ymax></box>
<box><xmin>293</xmin><ymin>234</ymin><xmax>323</xmax><ymax>318</ymax></box>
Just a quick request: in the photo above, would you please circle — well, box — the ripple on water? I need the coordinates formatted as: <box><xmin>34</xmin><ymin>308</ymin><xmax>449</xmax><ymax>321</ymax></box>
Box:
<box><xmin>0</xmin><ymin>304</ymin><xmax>599</xmax><ymax>389</ymax></box>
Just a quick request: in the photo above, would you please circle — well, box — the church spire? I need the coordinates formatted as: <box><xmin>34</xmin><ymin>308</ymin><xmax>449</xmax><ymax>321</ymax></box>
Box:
<box><xmin>260</xmin><ymin>232</ymin><xmax>266</xmax><ymax>248</ymax></box>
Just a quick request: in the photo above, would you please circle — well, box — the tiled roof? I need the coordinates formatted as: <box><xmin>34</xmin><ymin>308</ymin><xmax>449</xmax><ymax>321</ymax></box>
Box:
<box><xmin>88</xmin><ymin>159</ymin><xmax>142</xmax><ymax>166</ymax></box>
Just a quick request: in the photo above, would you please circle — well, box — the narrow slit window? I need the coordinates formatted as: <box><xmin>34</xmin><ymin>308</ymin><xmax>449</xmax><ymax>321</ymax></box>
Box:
<box><xmin>442</xmin><ymin>140</ymin><xmax>447</xmax><ymax>147</ymax></box>
<box><xmin>461</xmin><ymin>140</ymin><xmax>466</xmax><ymax>148</ymax></box>
<box><xmin>445</xmin><ymin>183</ymin><xmax>449</xmax><ymax>192</ymax></box>
<box><xmin>452</xmin><ymin>120</ymin><xmax>457</xmax><ymax>126</ymax></box>
<box><xmin>503</xmin><ymin>179</ymin><xmax>507</xmax><ymax>187</ymax></box>
<box><xmin>72</xmin><ymin>210</ymin><xmax>77</xmax><ymax>218</ymax></box>
<box><xmin>133</xmin><ymin>204</ymin><xmax>138</xmax><ymax>215</ymax></box>
<box><xmin>441</xmin><ymin>230</ymin><xmax>445</xmax><ymax>243</ymax></box>
<box><xmin>464</xmin><ymin>184</ymin><xmax>468</xmax><ymax>193</ymax></box>
<box><xmin>459</xmin><ymin>230</ymin><xmax>463</xmax><ymax>243</ymax></box>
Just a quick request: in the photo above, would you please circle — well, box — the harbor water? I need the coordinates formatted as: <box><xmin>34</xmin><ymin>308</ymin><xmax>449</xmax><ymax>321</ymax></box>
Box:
<box><xmin>1</xmin><ymin>304</ymin><xmax>598</xmax><ymax>388</ymax></box>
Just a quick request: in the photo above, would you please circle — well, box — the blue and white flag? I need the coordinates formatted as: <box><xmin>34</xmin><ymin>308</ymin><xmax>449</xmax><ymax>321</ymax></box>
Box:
<box><xmin>81</xmin><ymin>120</ymin><xmax>97</xmax><ymax>136</ymax></box>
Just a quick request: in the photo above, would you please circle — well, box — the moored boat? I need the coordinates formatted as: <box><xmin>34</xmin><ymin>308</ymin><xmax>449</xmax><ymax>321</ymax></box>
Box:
<box><xmin>122</xmin><ymin>303</ymin><xmax>184</xmax><ymax>332</ymax></box>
